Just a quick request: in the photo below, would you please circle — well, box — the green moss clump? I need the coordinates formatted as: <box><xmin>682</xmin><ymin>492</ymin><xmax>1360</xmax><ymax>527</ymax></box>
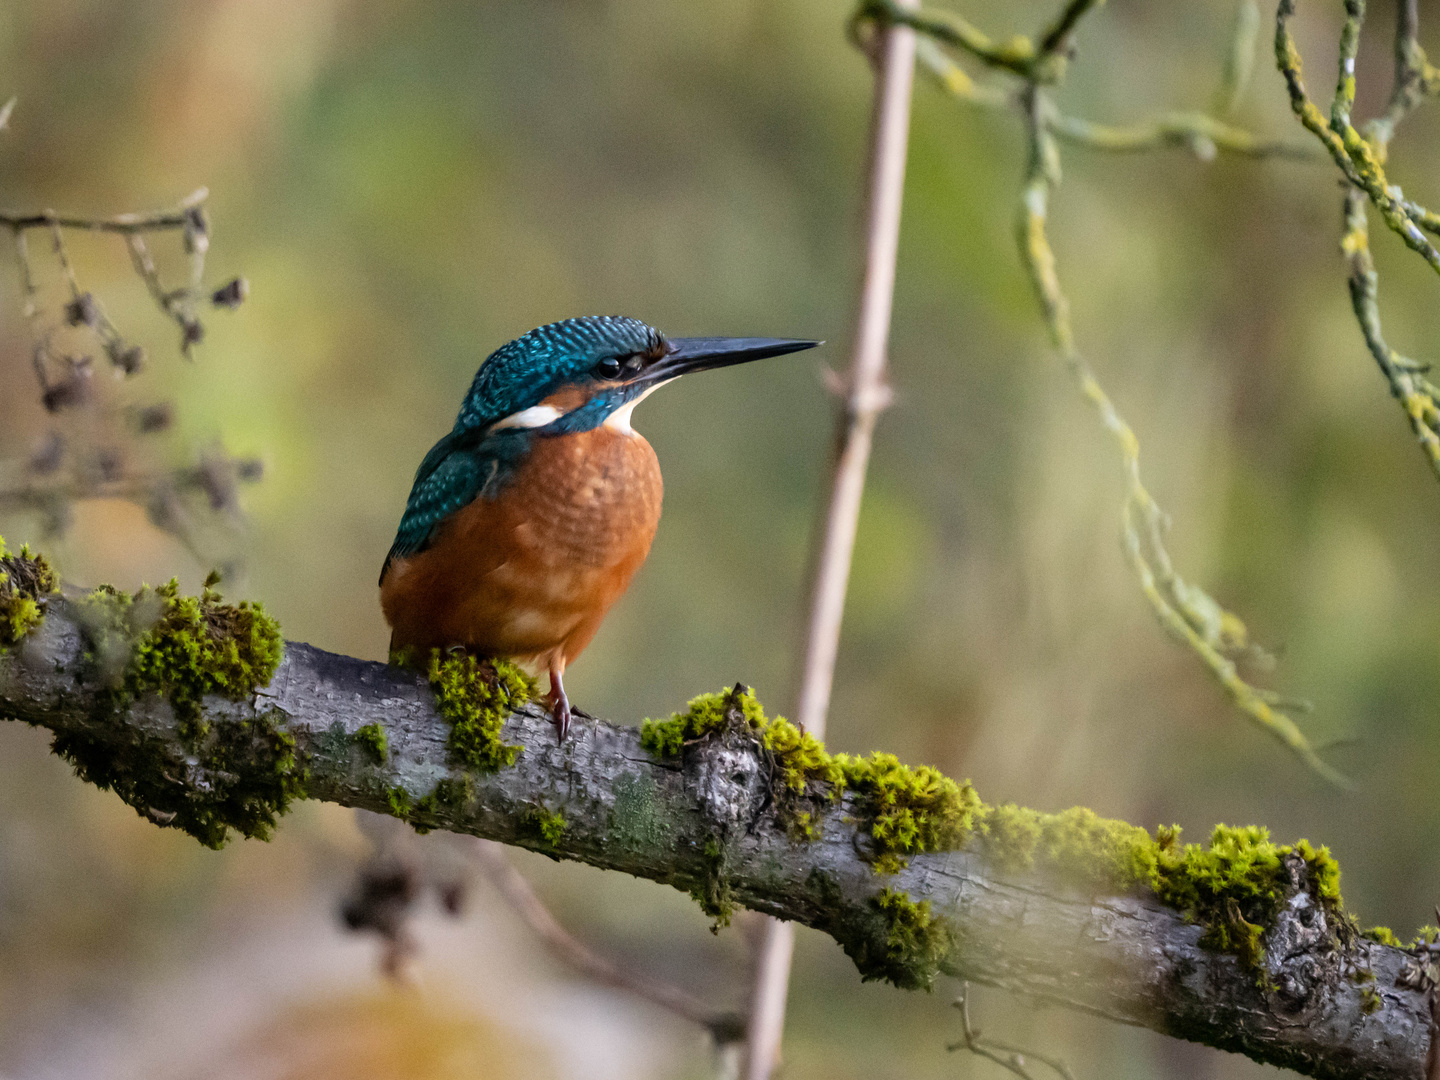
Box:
<box><xmin>979</xmin><ymin>803</ymin><xmax>1166</xmax><ymax>890</ymax></box>
<box><xmin>0</xmin><ymin>537</ymin><xmax>58</xmax><ymax>648</ymax></box>
<box><xmin>1362</xmin><ymin>926</ymin><xmax>1401</xmax><ymax>947</ymax></box>
<box><xmin>837</xmin><ymin>753</ymin><xmax>983</xmax><ymax>874</ymax></box>
<box><xmin>50</xmin><ymin>576</ymin><xmax>297</xmax><ymax>849</ymax></box>
<box><xmin>523</xmin><ymin>806</ymin><xmax>568</xmax><ymax>846</ymax></box>
<box><xmin>408</xmin><ymin>777</ymin><xmax>474</xmax><ymax>833</ymax></box>
<box><xmin>97</xmin><ymin>578</ymin><xmax>285</xmax><ymax>741</ymax></box>
<box><xmin>983</xmin><ymin>806</ymin><xmax>1343</xmax><ymax>971</ymax></box>
<box><xmin>1361</xmin><ymin>986</ymin><xmax>1383</xmax><ymax>1015</ymax></box>
<box><xmin>55</xmin><ymin>707</ymin><xmax>302</xmax><ymax>850</ymax></box>
<box><xmin>640</xmin><ymin>686</ymin><xmax>1352</xmax><ymax>967</ymax></box>
<box><xmin>418</xmin><ymin>650</ymin><xmax>533</xmax><ymax>772</ymax></box>
<box><xmin>353</xmin><ymin>723</ymin><xmax>388</xmax><ymax>764</ymax></box>
<box><xmin>1149</xmin><ymin>826</ymin><xmax>1339</xmax><ymax>971</ymax></box>
<box><xmin>849</xmin><ymin>887</ymin><xmax>955</xmax><ymax>990</ymax></box>
<box><xmin>641</xmin><ymin>687</ymin><xmax>842</xmax><ymax>793</ymax></box>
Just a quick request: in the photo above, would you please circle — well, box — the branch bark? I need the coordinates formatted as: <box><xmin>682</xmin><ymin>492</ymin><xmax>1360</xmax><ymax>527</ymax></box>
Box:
<box><xmin>0</xmin><ymin>609</ymin><xmax>1433</xmax><ymax>1080</ymax></box>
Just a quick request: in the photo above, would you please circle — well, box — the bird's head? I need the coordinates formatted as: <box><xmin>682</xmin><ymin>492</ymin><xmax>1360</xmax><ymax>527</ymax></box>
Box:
<box><xmin>455</xmin><ymin>316</ymin><xmax>819</xmax><ymax>437</ymax></box>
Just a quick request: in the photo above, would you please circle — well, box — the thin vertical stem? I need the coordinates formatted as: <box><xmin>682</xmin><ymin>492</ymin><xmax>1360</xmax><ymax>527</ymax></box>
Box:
<box><xmin>738</xmin><ymin>4</ymin><xmax>919</xmax><ymax>1077</ymax></box>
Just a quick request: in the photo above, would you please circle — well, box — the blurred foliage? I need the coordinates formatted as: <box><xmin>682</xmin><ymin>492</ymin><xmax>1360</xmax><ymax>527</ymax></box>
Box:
<box><xmin>1</xmin><ymin>0</ymin><xmax>1440</xmax><ymax>1078</ymax></box>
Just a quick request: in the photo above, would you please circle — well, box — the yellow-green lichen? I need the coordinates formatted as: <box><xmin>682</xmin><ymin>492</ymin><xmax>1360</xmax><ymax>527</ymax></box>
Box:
<box><xmin>1362</xmin><ymin>926</ymin><xmax>1401</xmax><ymax>947</ymax></box>
<box><xmin>407</xmin><ymin>650</ymin><xmax>533</xmax><ymax>772</ymax></box>
<box><xmin>692</xmin><ymin>835</ymin><xmax>735</xmax><ymax>930</ymax></box>
<box><xmin>353</xmin><ymin>723</ymin><xmax>388</xmax><ymax>764</ymax></box>
<box><xmin>850</xmin><ymin>887</ymin><xmax>956</xmax><ymax>991</ymax></box>
<box><xmin>1361</xmin><ymin>985</ymin><xmax>1383</xmax><ymax>1014</ymax></box>
<box><xmin>50</xmin><ymin>576</ymin><xmax>297</xmax><ymax>849</ymax></box>
<box><xmin>0</xmin><ymin>537</ymin><xmax>58</xmax><ymax>648</ymax></box>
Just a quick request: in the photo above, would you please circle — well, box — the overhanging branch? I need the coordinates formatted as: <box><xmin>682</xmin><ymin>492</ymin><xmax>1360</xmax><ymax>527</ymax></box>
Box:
<box><xmin>0</xmin><ymin>602</ymin><xmax>1432</xmax><ymax>1080</ymax></box>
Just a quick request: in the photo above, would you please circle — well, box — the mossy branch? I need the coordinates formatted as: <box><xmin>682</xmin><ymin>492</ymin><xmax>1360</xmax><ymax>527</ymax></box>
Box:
<box><xmin>0</xmin><ymin>572</ymin><xmax>1432</xmax><ymax>1080</ymax></box>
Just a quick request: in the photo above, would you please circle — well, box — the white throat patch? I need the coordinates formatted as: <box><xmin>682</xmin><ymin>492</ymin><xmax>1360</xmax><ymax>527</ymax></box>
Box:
<box><xmin>603</xmin><ymin>378</ymin><xmax>674</xmax><ymax>434</ymax></box>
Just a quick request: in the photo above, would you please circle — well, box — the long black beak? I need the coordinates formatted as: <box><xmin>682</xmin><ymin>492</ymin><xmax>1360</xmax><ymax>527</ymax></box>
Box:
<box><xmin>639</xmin><ymin>336</ymin><xmax>820</xmax><ymax>385</ymax></box>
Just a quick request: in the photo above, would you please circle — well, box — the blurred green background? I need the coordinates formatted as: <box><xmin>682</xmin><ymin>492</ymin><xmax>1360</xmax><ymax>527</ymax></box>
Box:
<box><xmin>1</xmin><ymin>0</ymin><xmax>1438</xmax><ymax>1077</ymax></box>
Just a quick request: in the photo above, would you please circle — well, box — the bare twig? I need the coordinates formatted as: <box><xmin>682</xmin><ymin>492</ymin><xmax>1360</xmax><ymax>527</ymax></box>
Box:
<box><xmin>1016</xmin><ymin>86</ymin><xmax>1344</xmax><ymax>787</ymax></box>
<box><xmin>948</xmin><ymin>985</ymin><xmax>1078</xmax><ymax>1080</ymax></box>
<box><xmin>1276</xmin><ymin>0</ymin><xmax>1440</xmax><ymax>274</ymax></box>
<box><xmin>741</xmin><ymin>3</ymin><xmax>918</xmax><ymax>1078</ymax></box>
<box><xmin>861</xmin><ymin>0</ymin><xmax>1344</xmax><ymax>785</ymax></box>
<box><xmin>0</xmin><ymin>111</ymin><xmax>251</xmax><ymax>567</ymax></box>
<box><xmin>0</xmin><ymin>186</ymin><xmax>208</xmax><ymax>234</ymax></box>
<box><xmin>472</xmin><ymin>839</ymin><xmax>746</xmax><ymax>1043</ymax></box>
<box><xmin>1275</xmin><ymin>0</ymin><xmax>1440</xmax><ymax>487</ymax></box>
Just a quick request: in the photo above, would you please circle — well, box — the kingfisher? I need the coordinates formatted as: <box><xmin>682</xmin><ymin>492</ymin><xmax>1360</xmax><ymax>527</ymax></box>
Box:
<box><xmin>380</xmin><ymin>316</ymin><xmax>818</xmax><ymax>740</ymax></box>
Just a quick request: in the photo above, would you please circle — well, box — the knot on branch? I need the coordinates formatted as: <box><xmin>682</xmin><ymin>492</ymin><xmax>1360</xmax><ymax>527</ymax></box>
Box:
<box><xmin>688</xmin><ymin>703</ymin><xmax>768</xmax><ymax>835</ymax></box>
<box><xmin>1263</xmin><ymin>851</ymin><xmax>1342</xmax><ymax>1014</ymax></box>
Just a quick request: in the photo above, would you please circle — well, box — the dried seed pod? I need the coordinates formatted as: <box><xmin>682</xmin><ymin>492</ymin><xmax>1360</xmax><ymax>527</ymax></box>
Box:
<box><xmin>63</xmin><ymin>292</ymin><xmax>100</xmax><ymax>327</ymax></box>
<box><xmin>180</xmin><ymin>317</ymin><xmax>205</xmax><ymax>352</ymax></box>
<box><xmin>41</xmin><ymin>361</ymin><xmax>93</xmax><ymax>412</ymax></box>
<box><xmin>210</xmin><ymin>276</ymin><xmax>249</xmax><ymax>309</ymax></box>
<box><xmin>195</xmin><ymin>453</ymin><xmax>237</xmax><ymax>511</ymax></box>
<box><xmin>133</xmin><ymin>402</ymin><xmax>174</xmax><ymax>433</ymax></box>
<box><xmin>107</xmin><ymin>340</ymin><xmax>146</xmax><ymax>375</ymax></box>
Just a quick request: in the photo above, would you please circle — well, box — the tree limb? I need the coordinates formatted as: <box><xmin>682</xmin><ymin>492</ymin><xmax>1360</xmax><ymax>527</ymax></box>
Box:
<box><xmin>0</xmin><ymin>605</ymin><xmax>1433</xmax><ymax>1080</ymax></box>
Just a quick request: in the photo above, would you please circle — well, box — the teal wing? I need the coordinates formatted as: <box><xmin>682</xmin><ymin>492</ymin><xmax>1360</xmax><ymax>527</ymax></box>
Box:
<box><xmin>379</xmin><ymin>428</ymin><xmax>528</xmax><ymax>584</ymax></box>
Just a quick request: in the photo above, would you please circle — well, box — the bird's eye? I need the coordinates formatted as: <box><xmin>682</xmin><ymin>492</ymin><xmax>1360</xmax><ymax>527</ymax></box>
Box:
<box><xmin>594</xmin><ymin>357</ymin><xmax>623</xmax><ymax>379</ymax></box>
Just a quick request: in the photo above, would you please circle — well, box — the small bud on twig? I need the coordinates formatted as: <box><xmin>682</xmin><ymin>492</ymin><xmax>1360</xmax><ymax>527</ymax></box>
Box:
<box><xmin>180</xmin><ymin>317</ymin><xmax>205</xmax><ymax>353</ymax></box>
<box><xmin>63</xmin><ymin>292</ymin><xmax>100</xmax><ymax>328</ymax></box>
<box><xmin>133</xmin><ymin>402</ymin><xmax>174</xmax><ymax>434</ymax></box>
<box><xmin>41</xmin><ymin>359</ymin><xmax>93</xmax><ymax>413</ymax></box>
<box><xmin>106</xmin><ymin>340</ymin><xmax>145</xmax><ymax>375</ymax></box>
<box><xmin>210</xmin><ymin>276</ymin><xmax>249</xmax><ymax>309</ymax></box>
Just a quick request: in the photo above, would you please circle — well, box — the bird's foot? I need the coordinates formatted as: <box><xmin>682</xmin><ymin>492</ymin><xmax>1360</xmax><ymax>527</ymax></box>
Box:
<box><xmin>546</xmin><ymin>671</ymin><xmax>573</xmax><ymax>743</ymax></box>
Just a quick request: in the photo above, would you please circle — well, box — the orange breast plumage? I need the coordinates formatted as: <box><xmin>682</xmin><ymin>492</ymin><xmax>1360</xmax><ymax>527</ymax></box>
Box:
<box><xmin>379</xmin><ymin>424</ymin><xmax>663</xmax><ymax>671</ymax></box>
